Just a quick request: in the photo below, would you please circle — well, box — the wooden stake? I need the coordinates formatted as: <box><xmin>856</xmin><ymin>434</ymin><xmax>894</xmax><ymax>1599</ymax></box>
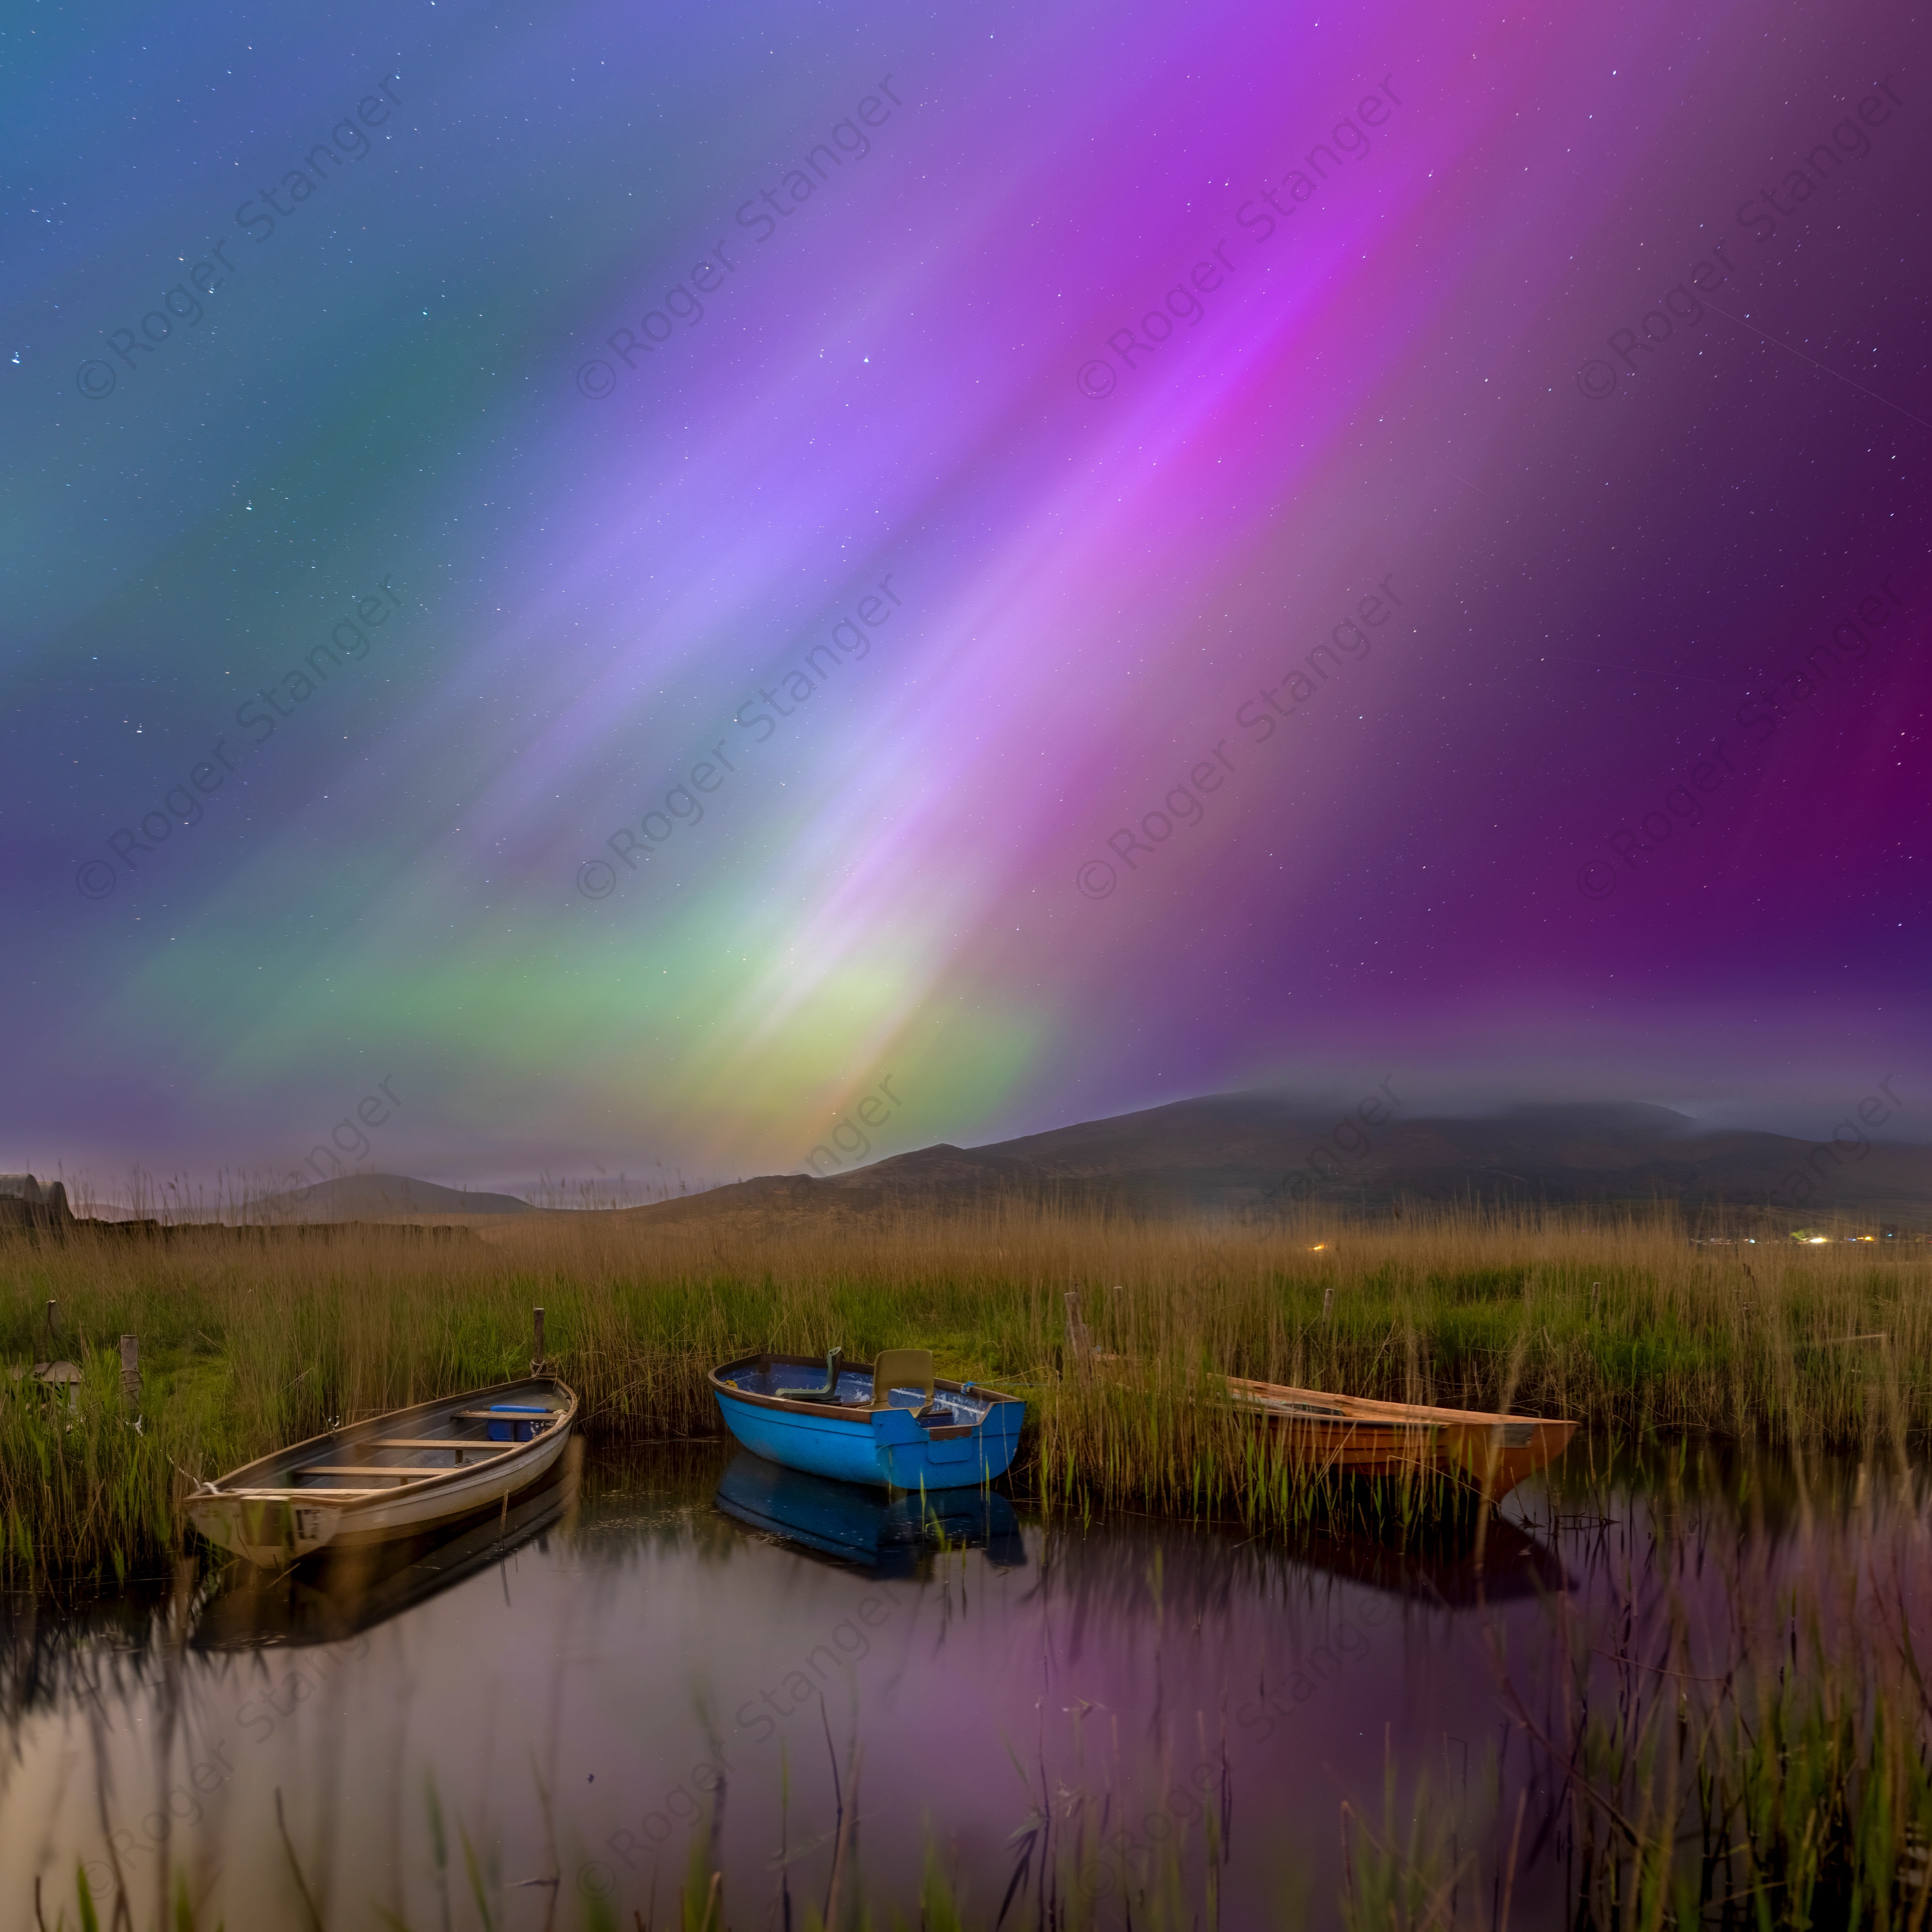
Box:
<box><xmin>531</xmin><ymin>1306</ymin><xmax>547</xmax><ymax>1376</ymax></box>
<box><xmin>120</xmin><ymin>1334</ymin><xmax>141</xmax><ymax>1408</ymax></box>
<box><xmin>1063</xmin><ymin>1289</ymin><xmax>1091</xmax><ymax>1378</ymax></box>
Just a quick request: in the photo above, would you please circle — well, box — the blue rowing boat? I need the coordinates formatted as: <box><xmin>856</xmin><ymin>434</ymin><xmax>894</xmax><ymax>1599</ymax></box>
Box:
<box><xmin>710</xmin><ymin>1348</ymin><xmax>1024</xmax><ymax>1491</ymax></box>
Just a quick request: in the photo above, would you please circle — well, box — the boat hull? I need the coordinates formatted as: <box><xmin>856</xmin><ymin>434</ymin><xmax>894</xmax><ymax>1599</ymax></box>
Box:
<box><xmin>192</xmin><ymin>1455</ymin><xmax>581</xmax><ymax>1647</ymax></box>
<box><xmin>710</xmin><ymin>1354</ymin><xmax>1024</xmax><ymax>1492</ymax></box>
<box><xmin>186</xmin><ymin>1376</ymin><xmax>578</xmax><ymax>1566</ymax></box>
<box><xmin>1227</xmin><ymin>1376</ymin><xmax>1575</xmax><ymax>1502</ymax></box>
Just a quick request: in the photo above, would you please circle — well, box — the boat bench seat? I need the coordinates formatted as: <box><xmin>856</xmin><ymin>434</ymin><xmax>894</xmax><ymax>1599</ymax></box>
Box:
<box><xmin>363</xmin><ymin>1438</ymin><xmax>494</xmax><ymax>1451</ymax></box>
<box><xmin>296</xmin><ymin>1465</ymin><xmax>446</xmax><ymax>1481</ymax></box>
<box><xmin>295</xmin><ymin>1461</ymin><xmax>521</xmax><ymax>1476</ymax></box>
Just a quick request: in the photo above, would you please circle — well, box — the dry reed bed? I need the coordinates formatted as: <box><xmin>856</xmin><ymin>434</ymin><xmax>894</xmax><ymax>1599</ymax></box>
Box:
<box><xmin>1</xmin><ymin>1203</ymin><xmax>1924</xmax><ymax>1574</ymax></box>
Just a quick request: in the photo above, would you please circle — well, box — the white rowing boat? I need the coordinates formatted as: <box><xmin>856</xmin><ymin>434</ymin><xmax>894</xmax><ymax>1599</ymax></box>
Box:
<box><xmin>185</xmin><ymin>1374</ymin><xmax>578</xmax><ymax>1565</ymax></box>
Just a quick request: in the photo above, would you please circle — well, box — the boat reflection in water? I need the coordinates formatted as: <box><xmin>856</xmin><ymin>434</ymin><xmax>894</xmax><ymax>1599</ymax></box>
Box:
<box><xmin>1286</xmin><ymin>1512</ymin><xmax>1570</xmax><ymax>1608</ymax></box>
<box><xmin>713</xmin><ymin>1451</ymin><xmax>1026</xmax><ymax>1576</ymax></box>
<box><xmin>191</xmin><ymin>1440</ymin><xmax>582</xmax><ymax>1650</ymax></box>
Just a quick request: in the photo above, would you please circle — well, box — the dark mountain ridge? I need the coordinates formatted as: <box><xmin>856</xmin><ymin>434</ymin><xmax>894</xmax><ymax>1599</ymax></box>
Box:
<box><xmin>624</xmin><ymin>1091</ymin><xmax>1927</xmax><ymax>1225</ymax></box>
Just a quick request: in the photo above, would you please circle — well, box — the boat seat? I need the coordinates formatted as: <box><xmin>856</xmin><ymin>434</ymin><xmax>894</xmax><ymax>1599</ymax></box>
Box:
<box><xmin>776</xmin><ymin>1347</ymin><xmax>847</xmax><ymax>1403</ymax></box>
<box><xmin>870</xmin><ymin>1348</ymin><xmax>940</xmax><ymax>1419</ymax></box>
<box><xmin>363</xmin><ymin>1438</ymin><xmax>492</xmax><ymax>1451</ymax></box>
<box><xmin>295</xmin><ymin>1465</ymin><xmax>445</xmax><ymax>1481</ymax></box>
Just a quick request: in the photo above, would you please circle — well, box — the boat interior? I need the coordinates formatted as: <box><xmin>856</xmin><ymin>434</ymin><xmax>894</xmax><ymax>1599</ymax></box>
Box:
<box><xmin>721</xmin><ymin>1351</ymin><xmax>997</xmax><ymax>1424</ymax></box>
<box><xmin>216</xmin><ymin>1380</ymin><xmax>571</xmax><ymax>1495</ymax></box>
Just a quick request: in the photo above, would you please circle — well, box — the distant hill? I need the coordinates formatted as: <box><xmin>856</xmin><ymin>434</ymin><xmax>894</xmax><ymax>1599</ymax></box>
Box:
<box><xmin>42</xmin><ymin>1095</ymin><xmax>1911</xmax><ymax>1236</ymax></box>
<box><xmin>251</xmin><ymin>1173</ymin><xmax>533</xmax><ymax>1220</ymax></box>
<box><xmin>618</xmin><ymin>1093</ymin><xmax>1930</xmax><ymax>1227</ymax></box>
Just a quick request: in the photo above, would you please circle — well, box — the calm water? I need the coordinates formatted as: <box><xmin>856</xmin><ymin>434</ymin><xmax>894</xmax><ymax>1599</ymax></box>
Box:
<box><xmin>1</xmin><ymin>1439</ymin><xmax>1919</xmax><ymax>1929</ymax></box>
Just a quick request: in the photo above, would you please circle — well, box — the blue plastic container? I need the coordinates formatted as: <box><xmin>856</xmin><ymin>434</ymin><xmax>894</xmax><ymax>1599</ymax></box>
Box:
<box><xmin>486</xmin><ymin>1404</ymin><xmax>551</xmax><ymax>1443</ymax></box>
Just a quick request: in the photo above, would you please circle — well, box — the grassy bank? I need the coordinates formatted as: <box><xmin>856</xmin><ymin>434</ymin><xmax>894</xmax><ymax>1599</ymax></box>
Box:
<box><xmin>3</xmin><ymin>1202</ymin><xmax>1927</xmax><ymax>1576</ymax></box>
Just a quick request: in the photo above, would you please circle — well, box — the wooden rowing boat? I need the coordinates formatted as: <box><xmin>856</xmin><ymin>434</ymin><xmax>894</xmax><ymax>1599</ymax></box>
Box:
<box><xmin>1226</xmin><ymin>1375</ymin><xmax>1575</xmax><ymax>1502</ymax></box>
<box><xmin>192</xmin><ymin>1454</ymin><xmax>579</xmax><ymax>1645</ymax></box>
<box><xmin>185</xmin><ymin>1374</ymin><xmax>578</xmax><ymax>1565</ymax></box>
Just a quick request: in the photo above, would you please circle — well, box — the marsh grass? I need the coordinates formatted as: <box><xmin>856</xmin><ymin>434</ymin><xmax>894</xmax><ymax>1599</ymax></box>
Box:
<box><xmin>1500</xmin><ymin>1461</ymin><xmax>1932</xmax><ymax>1930</ymax></box>
<box><xmin>4</xmin><ymin>1202</ymin><xmax>1929</xmax><ymax>1575</ymax></box>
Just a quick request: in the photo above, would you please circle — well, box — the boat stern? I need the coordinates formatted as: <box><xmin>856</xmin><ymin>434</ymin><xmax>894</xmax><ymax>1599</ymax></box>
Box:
<box><xmin>875</xmin><ymin>1396</ymin><xmax>1024</xmax><ymax>1492</ymax></box>
<box><xmin>187</xmin><ymin>1492</ymin><xmax>341</xmax><ymax>1566</ymax></box>
<box><xmin>1438</xmin><ymin>1418</ymin><xmax>1578</xmax><ymax>1501</ymax></box>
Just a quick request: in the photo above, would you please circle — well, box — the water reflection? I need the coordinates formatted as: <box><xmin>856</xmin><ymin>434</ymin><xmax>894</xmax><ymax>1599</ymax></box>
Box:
<box><xmin>1</xmin><ymin>1441</ymin><xmax>1924</xmax><ymax>1929</ymax></box>
<box><xmin>192</xmin><ymin>1447</ymin><xmax>583</xmax><ymax>1650</ymax></box>
<box><xmin>712</xmin><ymin>1450</ymin><xmax>1026</xmax><ymax>1574</ymax></box>
<box><xmin>1283</xmin><ymin>1512</ymin><xmax>1569</xmax><ymax>1606</ymax></box>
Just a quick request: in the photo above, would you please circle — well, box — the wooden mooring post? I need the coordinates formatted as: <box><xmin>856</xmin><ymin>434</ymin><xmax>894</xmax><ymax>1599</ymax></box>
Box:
<box><xmin>1064</xmin><ymin>1289</ymin><xmax>1092</xmax><ymax>1377</ymax></box>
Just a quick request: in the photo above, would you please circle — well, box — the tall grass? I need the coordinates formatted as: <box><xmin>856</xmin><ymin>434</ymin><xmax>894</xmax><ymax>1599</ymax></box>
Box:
<box><xmin>4</xmin><ymin>1202</ymin><xmax>1928</xmax><ymax>1575</ymax></box>
<box><xmin>1469</xmin><ymin>1451</ymin><xmax>1932</xmax><ymax>1932</ymax></box>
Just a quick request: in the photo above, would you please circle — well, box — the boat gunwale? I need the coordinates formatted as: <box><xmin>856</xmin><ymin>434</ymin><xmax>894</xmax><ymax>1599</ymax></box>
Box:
<box><xmin>709</xmin><ymin>1352</ymin><xmax>1023</xmax><ymax>1423</ymax></box>
<box><xmin>1224</xmin><ymin>1374</ymin><xmax>1576</xmax><ymax>1438</ymax></box>
<box><xmin>195</xmin><ymin>1375</ymin><xmax>579</xmax><ymax>1513</ymax></box>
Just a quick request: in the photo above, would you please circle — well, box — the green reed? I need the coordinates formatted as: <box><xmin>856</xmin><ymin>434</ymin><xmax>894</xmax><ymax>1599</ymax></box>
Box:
<box><xmin>1539</xmin><ymin>1495</ymin><xmax>1932</xmax><ymax>1930</ymax></box>
<box><xmin>4</xmin><ymin>1201</ymin><xmax>1929</xmax><ymax>1574</ymax></box>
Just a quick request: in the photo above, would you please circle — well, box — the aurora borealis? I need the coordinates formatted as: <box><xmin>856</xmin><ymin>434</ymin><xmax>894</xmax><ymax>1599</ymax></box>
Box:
<box><xmin>4</xmin><ymin>0</ymin><xmax>1927</xmax><ymax>1192</ymax></box>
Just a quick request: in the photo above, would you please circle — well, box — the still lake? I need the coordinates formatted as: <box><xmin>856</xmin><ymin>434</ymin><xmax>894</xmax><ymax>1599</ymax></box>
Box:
<box><xmin>1</xmin><ymin>1438</ymin><xmax>1907</xmax><ymax>1928</ymax></box>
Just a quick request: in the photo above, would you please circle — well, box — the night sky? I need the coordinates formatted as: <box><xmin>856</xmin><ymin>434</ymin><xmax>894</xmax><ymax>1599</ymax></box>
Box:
<box><xmin>5</xmin><ymin>0</ymin><xmax>1927</xmax><ymax>1193</ymax></box>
